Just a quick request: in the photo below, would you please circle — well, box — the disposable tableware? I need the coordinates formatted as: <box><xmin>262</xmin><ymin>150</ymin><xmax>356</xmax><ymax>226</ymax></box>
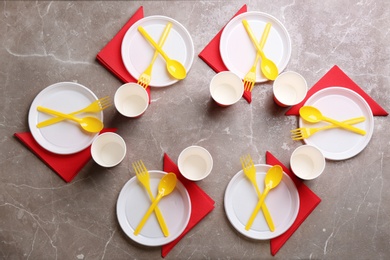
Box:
<box><xmin>299</xmin><ymin>106</ymin><xmax>366</xmax><ymax>135</ymax></box>
<box><xmin>132</xmin><ymin>160</ymin><xmax>169</xmax><ymax>236</ymax></box>
<box><xmin>36</xmin><ymin>96</ymin><xmax>111</xmax><ymax>128</ymax></box>
<box><xmin>242</xmin><ymin>22</ymin><xmax>272</xmax><ymax>91</ymax></box>
<box><xmin>291</xmin><ymin>116</ymin><xmax>366</xmax><ymax>140</ymax></box>
<box><xmin>134</xmin><ymin>173</ymin><xmax>177</xmax><ymax>235</ymax></box>
<box><xmin>242</xmin><ymin>19</ymin><xmax>278</xmax><ymax>80</ymax></box>
<box><xmin>245</xmin><ymin>165</ymin><xmax>283</xmax><ymax>230</ymax></box>
<box><xmin>137</xmin><ymin>26</ymin><xmax>186</xmax><ymax>80</ymax></box>
<box><xmin>37</xmin><ymin>106</ymin><xmax>104</xmax><ymax>133</ymax></box>
<box><xmin>240</xmin><ymin>154</ymin><xmax>275</xmax><ymax>231</ymax></box>
<box><xmin>137</xmin><ymin>22</ymin><xmax>172</xmax><ymax>89</ymax></box>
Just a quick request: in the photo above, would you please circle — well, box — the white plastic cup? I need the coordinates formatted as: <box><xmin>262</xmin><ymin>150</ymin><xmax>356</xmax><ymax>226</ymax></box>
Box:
<box><xmin>114</xmin><ymin>83</ymin><xmax>149</xmax><ymax>117</ymax></box>
<box><xmin>178</xmin><ymin>146</ymin><xmax>213</xmax><ymax>181</ymax></box>
<box><xmin>91</xmin><ymin>132</ymin><xmax>127</xmax><ymax>167</ymax></box>
<box><xmin>210</xmin><ymin>71</ymin><xmax>244</xmax><ymax>107</ymax></box>
<box><xmin>273</xmin><ymin>71</ymin><xmax>307</xmax><ymax>107</ymax></box>
<box><xmin>290</xmin><ymin>145</ymin><xmax>326</xmax><ymax>180</ymax></box>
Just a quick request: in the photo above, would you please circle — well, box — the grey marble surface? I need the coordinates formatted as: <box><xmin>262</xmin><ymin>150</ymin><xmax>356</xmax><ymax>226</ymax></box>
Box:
<box><xmin>1</xmin><ymin>1</ymin><xmax>390</xmax><ymax>259</ymax></box>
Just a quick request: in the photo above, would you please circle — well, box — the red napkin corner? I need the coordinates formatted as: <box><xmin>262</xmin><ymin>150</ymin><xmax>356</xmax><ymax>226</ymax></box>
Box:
<box><xmin>266</xmin><ymin>151</ymin><xmax>321</xmax><ymax>256</ymax></box>
<box><xmin>198</xmin><ymin>4</ymin><xmax>253</xmax><ymax>103</ymax></box>
<box><xmin>14</xmin><ymin>128</ymin><xmax>117</xmax><ymax>183</ymax></box>
<box><xmin>96</xmin><ymin>6</ymin><xmax>151</xmax><ymax>101</ymax></box>
<box><xmin>161</xmin><ymin>153</ymin><xmax>215</xmax><ymax>257</ymax></box>
<box><xmin>286</xmin><ymin>65</ymin><xmax>388</xmax><ymax>116</ymax></box>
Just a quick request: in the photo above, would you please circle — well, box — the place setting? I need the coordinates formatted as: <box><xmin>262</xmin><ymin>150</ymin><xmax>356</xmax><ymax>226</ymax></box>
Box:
<box><xmin>97</xmin><ymin>6</ymin><xmax>194</xmax><ymax>103</ymax></box>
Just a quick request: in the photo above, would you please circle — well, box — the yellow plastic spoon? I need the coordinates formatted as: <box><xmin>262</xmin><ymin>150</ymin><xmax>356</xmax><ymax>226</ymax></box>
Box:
<box><xmin>134</xmin><ymin>172</ymin><xmax>177</xmax><ymax>236</ymax></box>
<box><xmin>36</xmin><ymin>106</ymin><xmax>103</xmax><ymax>133</ymax></box>
<box><xmin>242</xmin><ymin>19</ymin><xmax>278</xmax><ymax>80</ymax></box>
<box><xmin>299</xmin><ymin>106</ymin><xmax>366</xmax><ymax>136</ymax></box>
<box><xmin>138</xmin><ymin>26</ymin><xmax>187</xmax><ymax>80</ymax></box>
<box><xmin>245</xmin><ymin>165</ymin><xmax>283</xmax><ymax>231</ymax></box>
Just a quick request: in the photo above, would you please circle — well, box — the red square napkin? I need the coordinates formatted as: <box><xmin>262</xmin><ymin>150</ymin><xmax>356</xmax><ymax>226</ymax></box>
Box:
<box><xmin>161</xmin><ymin>153</ymin><xmax>215</xmax><ymax>257</ymax></box>
<box><xmin>198</xmin><ymin>5</ymin><xmax>253</xmax><ymax>103</ymax></box>
<box><xmin>266</xmin><ymin>151</ymin><xmax>321</xmax><ymax>256</ymax></box>
<box><xmin>96</xmin><ymin>6</ymin><xmax>151</xmax><ymax>100</ymax></box>
<box><xmin>286</xmin><ymin>65</ymin><xmax>388</xmax><ymax>116</ymax></box>
<box><xmin>14</xmin><ymin>128</ymin><xmax>117</xmax><ymax>183</ymax></box>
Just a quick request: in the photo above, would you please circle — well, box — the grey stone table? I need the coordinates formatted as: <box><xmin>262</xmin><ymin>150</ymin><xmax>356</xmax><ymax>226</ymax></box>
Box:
<box><xmin>1</xmin><ymin>1</ymin><xmax>389</xmax><ymax>259</ymax></box>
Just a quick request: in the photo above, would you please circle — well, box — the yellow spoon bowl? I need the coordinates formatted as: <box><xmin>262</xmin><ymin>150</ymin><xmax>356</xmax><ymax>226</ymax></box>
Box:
<box><xmin>138</xmin><ymin>26</ymin><xmax>187</xmax><ymax>80</ymax></box>
<box><xmin>134</xmin><ymin>173</ymin><xmax>177</xmax><ymax>236</ymax></box>
<box><xmin>299</xmin><ymin>106</ymin><xmax>366</xmax><ymax>136</ymax></box>
<box><xmin>37</xmin><ymin>106</ymin><xmax>103</xmax><ymax>133</ymax></box>
<box><xmin>242</xmin><ymin>19</ymin><xmax>279</xmax><ymax>80</ymax></box>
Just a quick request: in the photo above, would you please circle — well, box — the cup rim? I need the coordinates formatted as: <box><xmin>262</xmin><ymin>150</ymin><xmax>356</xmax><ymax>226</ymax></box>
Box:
<box><xmin>290</xmin><ymin>144</ymin><xmax>325</xmax><ymax>180</ymax></box>
<box><xmin>178</xmin><ymin>145</ymin><xmax>213</xmax><ymax>181</ymax></box>
<box><xmin>114</xmin><ymin>83</ymin><xmax>149</xmax><ymax>117</ymax></box>
<box><xmin>210</xmin><ymin>71</ymin><xmax>244</xmax><ymax>106</ymax></box>
<box><xmin>273</xmin><ymin>71</ymin><xmax>307</xmax><ymax>106</ymax></box>
<box><xmin>91</xmin><ymin>132</ymin><xmax>127</xmax><ymax>167</ymax></box>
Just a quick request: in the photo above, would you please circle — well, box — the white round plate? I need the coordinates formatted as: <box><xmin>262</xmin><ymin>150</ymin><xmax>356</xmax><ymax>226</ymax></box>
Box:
<box><xmin>121</xmin><ymin>15</ymin><xmax>194</xmax><ymax>87</ymax></box>
<box><xmin>220</xmin><ymin>11</ymin><xmax>291</xmax><ymax>83</ymax></box>
<box><xmin>28</xmin><ymin>82</ymin><xmax>103</xmax><ymax>154</ymax></box>
<box><xmin>116</xmin><ymin>171</ymin><xmax>191</xmax><ymax>246</ymax></box>
<box><xmin>299</xmin><ymin>87</ymin><xmax>374</xmax><ymax>160</ymax></box>
<box><xmin>224</xmin><ymin>164</ymin><xmax>299</xmax><ymax>240</ymax></box>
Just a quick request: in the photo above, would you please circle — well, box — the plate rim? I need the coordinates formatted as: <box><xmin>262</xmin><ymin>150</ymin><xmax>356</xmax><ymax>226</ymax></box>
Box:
<box><xmin>224</xmin><ymin>164</ymin><xmax>300</xmax><ymax>240</ymax></box>
<box><xmin>299</xmin><ymin>86</ymin><xmax>374</xmax><ymax>160</ymax></box>
<box><xmin>28</xmin><ymin>81</ymin><xmax>102</xmax><ymax>154</ymax></box>
<box><xmin>121</xmin><ymin>15</ymin><xmax>195</xmax><ymax>87</ymax></box>
<box><xmin>219</xmin><ymin>11</ymin><xmax>292</xmax><ymax>83</ymax></box>
<box><xmin>116</xmin><ymin>170</ymin><xmax>191</xmax><ymax>246</ymax></box>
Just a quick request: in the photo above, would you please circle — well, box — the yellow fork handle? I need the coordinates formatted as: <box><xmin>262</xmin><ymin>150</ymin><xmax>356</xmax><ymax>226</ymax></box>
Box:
<box><xmin>138</xmin><ymin>26</ymin><xmax>170</xmax><ymax>61</ymax></box>
<box><xmin>242</xmin><ymin>20</ymin><xmax>266</xmax><ymax>59</ymax></box>
<box><xmin>245</xmin><ymin>186</ymin><xmax>271</xmax><ymax>231</ymax></box>
<box><xmin>318</xmin><ymin>116</ymin><xmax>366</xmax><ymax>131</ymax></box>
<box><xmin>323</xmin><ymin>116</ymin><xmax>366</xmax><ymax>135</ymax></box>
<box><xmin>144</xmin><ymin>188</ymin><xmax>169</xmax><ymax>237</ymax></box>
<box><xmin>253</xmin><ymin>185</ymin><xmax>275</xmax><ymax>232</ymax></box>
<box><xmin>149</xmin><ymin>22</ymin><xmax>172</xmax><ymax>67</ymax></box>
<box><xmin>134</xmin><ymin>193</ymin><xmax>163</xmax><ymax>236</ymax></box>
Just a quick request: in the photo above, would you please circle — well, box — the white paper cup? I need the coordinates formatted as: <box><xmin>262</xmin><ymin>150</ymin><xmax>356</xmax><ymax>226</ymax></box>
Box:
<box><xmin>290</xmin><ymin>145</ymin><xmax>325</xmax><ymax>180</ymax></box>
<box><xmin>178</xmin><ymin>146</ymin><xmax>213</xmax><ymax>181</ymax></box>
<box><xmin>273</xmin><ymin>71</ymin><xmax>307</xmax><ymax>107</ymax></box>
<box><xmin>91</xmin><ymin>132</ymin><xmax>127</xmax><ymax>167</ymax></box>
<box><xmin>210</xmin><ymin>71</ymin><xmax>244</xmax><ymax>107</ymax></box>
<box><xmin>114</xmin><ymin>83</ymin><xmax>149</xmax><ymax>117</ymax></box>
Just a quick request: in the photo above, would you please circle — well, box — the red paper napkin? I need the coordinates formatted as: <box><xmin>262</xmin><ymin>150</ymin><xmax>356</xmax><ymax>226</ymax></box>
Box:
<box><xmin>96</xmin><ymin>6</ymin><xmax>151</xmax><ymax>101</ymax></box>
<box><xmin>14</xmin><ymin>128</ymin><xmax>117</xmax><ymax>183</ymax></box>
<box><xmin>198</xmin><ymin>5</ymin><xmax>253</xmax><ymax>103</ymax></box>
<box><xmin>286</xmin><ymin>65</ymin><xmax>388</xmax><ymax>116</ymax></box>
<box><xmin>266</xmin><ymin>151</ymin><xmax>321</xmax><ymax>256</ymax></box>
<box><xmin>161</xmin><ymin>153</ymin><xmax>215</xmax><ymax>257</ymax></box>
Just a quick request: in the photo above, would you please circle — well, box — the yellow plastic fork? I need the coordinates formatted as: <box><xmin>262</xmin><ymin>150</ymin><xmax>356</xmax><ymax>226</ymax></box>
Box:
<box><xmin>243</xmin><ymin>22</ymin><xmax>272</xmax><ymax>92</ymax></box>
<box><xmin>240</xmin><ymin>154</ymin><xmax>275</xmax><ymax>231</ymax></box>
<box><xmin>132</xmin><ymin>160</ymin><xmax>169</xmax><ymax>237</ymax></box>
<box><xmin>291</xmin><ymin>116</ymin><xmax>366</xmax><ymax>140</ymax></box>
<box><xmin>36</xmin><ymin>96</ymin><xmax>111</xmax><ymax>128</ymax></box>
<box><xmin>137</xmin><ymin>22</ymin><xmax>172</xmax><ymax>89</ymax></box>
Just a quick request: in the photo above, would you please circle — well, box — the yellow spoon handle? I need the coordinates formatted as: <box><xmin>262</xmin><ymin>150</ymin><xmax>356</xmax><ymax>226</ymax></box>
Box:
<box><xmin>134</xmin><ymin>193</ymin><xmax>163</xmax><ymax>235</ymax></box>
<box><xmin>144</xmin><ymin>188</ymin><xmax>169</xmax><ymax>237</ymax></box>
<box><xmin>318</xmin><ymin>116</ymin><xmax>365</xmax><ymax>131</ymax></box>
<box><xmin>259</xmin><ymin>22</ymin><xmax>271</xmax><ymax>49</ymax></box>
<box><xmin>245</xmin><ymin>186</ymin><xmax>271</xmax><ymax>231</ymax></box>
<box><xmin>138</xmin><ymin>26</ymin><xmax>169</xmax><ymax>61</ymax></box>
<box><xmin>253</xmin><ymin>185</ymin><xmax>275</xmax><ymax>232</ymax></box>
<box><xmin>242</xmin><ymin>20</ymin><xmax>265</xmax><ymax>59</ymax></box>
<box><xmin>251</xmin><ymin>22</ymin><xmax>271</xmax><ymax>67</ymax></box>
<box><xmin>37</xmin><ymin>106</ymin><xmax>81</xmax><ymax>123</ymax></box>
<box><xmin>323</xmin><ymin>116</ymin><xmax>366</xmax><ymax>135</ymax></box>
<box><xmin>150</xmin><ymin>22</ymin><xmax>172</xmax><ymax>66</ymax></box>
